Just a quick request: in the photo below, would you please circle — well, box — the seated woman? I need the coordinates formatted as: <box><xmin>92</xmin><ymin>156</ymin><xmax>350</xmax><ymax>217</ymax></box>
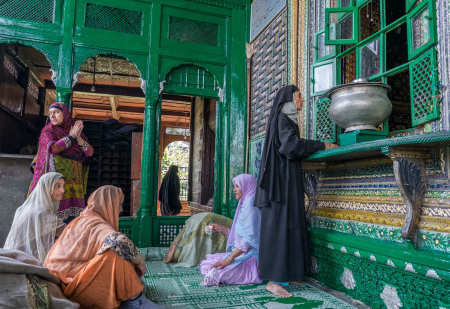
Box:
<box><xmin>200</xmin><ymin>174</ymin><xmax>262</xmax><ymax>286</ymax></box>
<box><xmin>4</xmin><ymin>172</ymin><xmax>65</xmax><ymax>262</ymax></box>
<box><xmin>30</xmin><ymin>102</ymin><xmax>93</xmax><ymax>224</ymax></box>
<box><xmin>44</xmin><ymin>185</ymin><xmax>162</xmax><ymax>309</ymax></box>
<box><xmin>163</xmin><ymin>212</ymin><xmax>233</xmax><ymax>267</ymax></box>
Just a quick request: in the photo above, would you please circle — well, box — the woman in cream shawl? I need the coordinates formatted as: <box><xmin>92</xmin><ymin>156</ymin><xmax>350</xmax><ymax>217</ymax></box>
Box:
<box><xmin>4</xmin><ymin>172</ymin><xmax>65</xmax><ymax>262</ymax></box>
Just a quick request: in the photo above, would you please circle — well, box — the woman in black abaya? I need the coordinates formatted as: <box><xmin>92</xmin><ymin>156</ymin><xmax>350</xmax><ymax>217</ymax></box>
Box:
<box><xmin>254</xmin><ymin>85</ymin><xmax>337</xmax><ymax>297</ymax></box>
<box><xmin>159</xmin><ymin>165</ymin><xmax>182</xmax><ymax>216</ymax></box>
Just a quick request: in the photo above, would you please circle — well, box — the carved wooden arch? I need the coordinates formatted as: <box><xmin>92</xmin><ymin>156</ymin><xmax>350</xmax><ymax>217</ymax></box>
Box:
<box><xmin>160</xmin><ymin>63</ymin><xmax>223</xmax><ymax>100</ymax></box>
<box><xmin>72</xmin><ymin>48</ymin><xmax>147</xmax><ymax>92</ymax></box>
<box><xmin>0</xmin><ymin>38</ymin><xmax>58</xmax><ymax>82</ymax></box>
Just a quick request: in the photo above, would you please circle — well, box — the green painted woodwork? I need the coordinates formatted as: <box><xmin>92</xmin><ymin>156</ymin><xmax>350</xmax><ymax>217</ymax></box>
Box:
<box><xmin>151</xmin><ymin>217</ymin><xmax>188</xmax><ymax>247</ymax></box>
<box><xmin>0</xmin><ymin>0</ymin><xmax>58</xmax><ymax>24</ymax></box>
<box><xmin>338</xmin><ymin>130</ymin><xmax>387</xmax><ymax>146</ymax></box>
<box><xmin>119</xmin><ymin>216</ymin><xmax>134</xmax><ymax>239</ymax></box>
<box><xmin>314</xmin><ymin>97</ymin><xmax>337</xmax><ymax>143</ymax></box>
<box><xmin>406</xmin><ymin>0</ymin><xmax>437</xmax><ymax>60</ymax></box>
<box><xmin>410</xmin><ymin>48</ymin><xmax>440</xmax><ymax>127</ymax></box>
<box><xmin>310</xmin><ymin>228</ymin><xmax>450</xmax><ymax>308</ymax></box>
<box><xmin>315</xmin><ymin>30</ymin><xmax>336</xmax><ymax>63</ymax></box>
<box><xmin>56</xmin><ymin>88</ymin><xmax>73</xmax><ymax>108</ymax></box>
<box><xmin>313</xmin><ymin>0</ymin><xmax>440</xmax><ymax>140</ymax></box>
<box><xmin>163</xmin><ymin>64</ymin><xmax>219</xmax><ymax>98</ymax></box>
<box><xmin>325</xmin><ymin>7</ymin><xmax>359</xmax><ymax>45</ymax></box>
<box><xmin>85</xmin><ymin>3</ymin><xmax>142</xmax><ymax>35</ymax></box>
<box><xmin>311</xmin><ymin>58</ymin><xmax>336</xmax><ymax>96</ymax></box>
<box><xmin>0</xmin><ymin>0</ymin><xmax>250</xmax><ymax>247</ymax></box>
<box><xmin>169</xmin><ymin>16</ymin><xmax>219</xmax><ymax>46</ymax></box>
<box><xmin>305</xmin><ymin>131</ymin><xmax>450</xmax><ymax>161</ymax></box>
<box><xmin>406</xmin><ymin>0</ymin><xmax>418</xmax><ymax>13</ymax></box>
<box><xmin>311</xmin><ymin>229</ymin><xmax>450</xmax><ymax>279</ymax></box>
<box><xmin>311</xmin><ymin>216</ymin><xmax>449</xmax><ymax>254</ymax></box>
<box><xmin>160</xmin><ymin>6</ymin><xmax>227</xmax><ymax>59</ymax></box>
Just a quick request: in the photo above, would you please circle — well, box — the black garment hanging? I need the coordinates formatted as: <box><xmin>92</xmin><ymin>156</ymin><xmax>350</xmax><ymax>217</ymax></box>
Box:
<box><xmin>159</xmin><ymin>165</ymin><xmax>182</xmax><ymax>216</ymax></box>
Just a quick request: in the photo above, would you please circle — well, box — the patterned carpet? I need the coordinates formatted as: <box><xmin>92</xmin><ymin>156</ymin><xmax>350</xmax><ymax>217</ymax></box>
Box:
<box><xmin>142</xmin><ymin>248</ymin><xmax>356</xmax><ymax>309</ymax></box>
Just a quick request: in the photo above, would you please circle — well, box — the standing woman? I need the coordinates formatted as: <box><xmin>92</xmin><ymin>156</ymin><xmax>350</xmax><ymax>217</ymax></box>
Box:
<box><xmin>30</xmin><ymin>102</ymin><xmax>93</xmax><ymax>223</ymax></box>
<box><xmin>255</xmin><ymin>85</ymin><xmax>337</xmax><ymax>297</ymax></box>
<box><xmin>4</xmin><ymin>172</ymin><xmax>65</xmax><ymax>262</ymax></box>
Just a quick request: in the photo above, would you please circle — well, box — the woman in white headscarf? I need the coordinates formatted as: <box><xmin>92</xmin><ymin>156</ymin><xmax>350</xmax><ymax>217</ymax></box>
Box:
<box><xmin>4</xmin><ymin>172</ymin><xmax>65</xmax><ymax>262</ymax></box>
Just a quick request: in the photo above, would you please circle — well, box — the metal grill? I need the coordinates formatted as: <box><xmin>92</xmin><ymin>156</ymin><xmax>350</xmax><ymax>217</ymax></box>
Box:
<box><xmin>119</xmin><ymin>217</ymin><xmax>134</xmax><ymax>239</ymax></box>
<box><xmin>159</xmin><ymin>224</ymin><xmax>184</xmax><ymax>246</ymax></box>
<box><xmin>314</xmin><ymin>97</ymin><xmax>336</xmax><ymax>142</ymax></box>
<box><xmin>0</xmin><ymin>0</ymin><xmax>55</xmax><ymax>23</ymax></box>
<box><xmin>410</xmin><ymin>48</ymin><xmax>439</xmax><ymax>126</ymax></box>
<box><xmin>169</xmin><ymin>16</ymin><xmax>218</xmax><ymax>46</ymax></box>
<box><xmin>85</xmin><ymin>4</ymin><xmax>142</xmax><ymax>35</ymax></box>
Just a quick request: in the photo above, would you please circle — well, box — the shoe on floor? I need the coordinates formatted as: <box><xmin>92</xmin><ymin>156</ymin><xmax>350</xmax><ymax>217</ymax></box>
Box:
<box><xmin>120</xmin><ymin>292</ymin><xmax>165</xmax><ymax>309</ymax></box>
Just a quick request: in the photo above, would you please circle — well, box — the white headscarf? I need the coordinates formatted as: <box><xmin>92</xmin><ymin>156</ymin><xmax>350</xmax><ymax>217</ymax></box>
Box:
<box><xmin>4</xmin><ymin>172</ymin><xmax>63</xmax><ymax>262</ymax></box>
<box><xmin>281</xmin><ymin>101</ymin><xmax>298</xmax><ymax>124</ymax></box>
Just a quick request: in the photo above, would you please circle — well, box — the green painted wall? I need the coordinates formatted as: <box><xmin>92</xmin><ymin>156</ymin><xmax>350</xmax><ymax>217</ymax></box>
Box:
<box><xmin>0</xmin><ymin>0</ymin><xmax>250</xmax><ymax>246</ymax></box>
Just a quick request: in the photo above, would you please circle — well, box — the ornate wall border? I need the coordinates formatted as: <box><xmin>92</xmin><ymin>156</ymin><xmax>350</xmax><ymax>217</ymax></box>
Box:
<box><xmin>311</xmin><ymin>216</ymin><xmax>449</xmax><ymax>253</ymax></box>
<box><xmin>313</xmin><ymin>208</ymin><xmax>450</xmax><ymax>233</ymax></box>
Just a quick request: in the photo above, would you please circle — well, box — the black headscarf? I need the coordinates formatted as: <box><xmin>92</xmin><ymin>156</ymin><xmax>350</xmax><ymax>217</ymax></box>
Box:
<box><xmin>255</xmin><ymin>85</ymin><xmax>298</xmax><ymax>205</ymax></box>
<box><xmin>159</xmin><ymin>165</ymin><xmax>182</xmax><ymax>216</ymax></box>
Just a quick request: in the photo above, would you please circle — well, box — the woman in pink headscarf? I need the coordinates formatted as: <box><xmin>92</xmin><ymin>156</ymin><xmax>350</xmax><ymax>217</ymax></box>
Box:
<box><xmin>200</xmin><ymin>174</ymin><xmax>262</xmax><ymax>286</ymax></box>
<box><xmin>30</xmin><ymin>102</ymin><xmax>93</xmax><ymax>224</ymax></box>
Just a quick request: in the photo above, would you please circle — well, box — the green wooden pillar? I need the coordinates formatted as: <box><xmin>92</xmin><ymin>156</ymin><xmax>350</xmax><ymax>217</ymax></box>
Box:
<box><xmin>135</xmin><ymin>86</ymin><xmax>159</xmax><ymax>247</ymax></box>
<box><xmin>55</xmin><ymin>0</ymin><xmax>75</xmax><ymax>109</ymax></box>
<box><xmin>56</xmin><ymin>88</ymin><xmax>72</xmax><ymax>108</ymax></box>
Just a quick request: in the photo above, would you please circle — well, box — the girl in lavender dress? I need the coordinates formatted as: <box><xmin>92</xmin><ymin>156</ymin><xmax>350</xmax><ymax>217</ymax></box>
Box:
<box><xmin>200</xmin><ymin>174</ymin><xmax>262</xmax><ymax>286</ymax></box>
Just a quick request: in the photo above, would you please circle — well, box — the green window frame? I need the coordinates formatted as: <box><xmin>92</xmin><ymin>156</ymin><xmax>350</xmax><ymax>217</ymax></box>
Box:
<box><xmin>409</xmin><ymin>48</ymin><xmax>439</xmax><ymax>126</ymax></box>
<box><xmin>311</xmin><ymin>58</ymin><xmax>336</xmax><ymax>96</ymax></box>
<box><xmin>325</xmin><ymin>7</ymin><xmax>359</xmax><ymax>45</ymax></box>
<box><xmin>311</xmin><ymin>0</ymin><xmax>439</xmax><ymax>134</ymax></box>
<box><xmin>406</xmin><ymin>0</ymin><xmax>437</xmax><ymax>60</ymax></box>
<box><xmin>315</xmin><ymin>30</ymin><xmax>336</xmax><ymax>62</ymax></box>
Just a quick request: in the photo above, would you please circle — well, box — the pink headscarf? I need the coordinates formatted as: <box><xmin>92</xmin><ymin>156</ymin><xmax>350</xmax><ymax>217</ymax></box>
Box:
<box><xmin>30</xmin><ymin>102</ymin><xmax>88</xmax><ymax>193</ymax></box>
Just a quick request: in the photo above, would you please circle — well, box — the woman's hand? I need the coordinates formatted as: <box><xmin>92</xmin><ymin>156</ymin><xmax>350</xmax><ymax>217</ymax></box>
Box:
<box><xmin>69</xmin><ymin>120</ymin><xmax>84</xmax><ymax>138</ymax></box>
<box><xmin>212</xmin><ymin>257</ymin><xmax>233</xmax><ymax>269</ymax></box>
<box><xmin>135</xmin><ymin>261</ymin><xmax>147</xmax><ymax>277</ymax></box>
<box><xmin>134</xmin><ymin>254</ymin><xmax>147</xmax><ymax>277</ymax></box>
<box><xmin>210</xmin><ymin>224</ymin><xmax>227</xmax><ymax>234</ymax></box>
<box><xmin>324</xmin><ymin>142</ymin><xmax>338</xmax><ymax>150</ymax></box>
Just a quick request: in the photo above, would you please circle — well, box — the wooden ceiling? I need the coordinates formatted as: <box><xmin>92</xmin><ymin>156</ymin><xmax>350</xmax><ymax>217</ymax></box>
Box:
<box><xmin>72</xmin><ymin>92</ymin><xmax>192</xmax><ymax>127</ymax></box>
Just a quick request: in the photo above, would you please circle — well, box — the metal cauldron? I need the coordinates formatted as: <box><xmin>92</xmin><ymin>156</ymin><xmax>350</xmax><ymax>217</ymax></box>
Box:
<box><xmin>325</xmin><ymin>79</ymin><xmax>392</xmax><ymax>132</ymax></box>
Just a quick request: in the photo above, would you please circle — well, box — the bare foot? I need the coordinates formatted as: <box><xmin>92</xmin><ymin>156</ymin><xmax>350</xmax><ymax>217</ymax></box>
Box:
<box><xmin>266</xmin><ymin>281</ymin><xmax>292</xmax><ymax>297</ymax></box>
<box><xmin>163</xmin><ymin>244</ymin><xmax>177</xmax><ymax>263</ymax></box>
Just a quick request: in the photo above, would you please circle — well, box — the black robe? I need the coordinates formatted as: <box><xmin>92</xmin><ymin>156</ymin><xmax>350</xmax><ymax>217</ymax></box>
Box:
<box><xmin>255</xmin><ymin>86</ymin><xmax>325</xmax><ymax>282</ymax></box>
<box><xmin>159</xmin><ymin>165</ymin><xmax>182</xmax><ymax>216</ymax></box>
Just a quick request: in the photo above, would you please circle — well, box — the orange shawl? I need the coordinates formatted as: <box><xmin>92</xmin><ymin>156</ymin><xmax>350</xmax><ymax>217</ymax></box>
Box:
<box><xmin>44</xmin><ymin>185</ymin><xmax>122</xmax><ymax>283</ymax></box>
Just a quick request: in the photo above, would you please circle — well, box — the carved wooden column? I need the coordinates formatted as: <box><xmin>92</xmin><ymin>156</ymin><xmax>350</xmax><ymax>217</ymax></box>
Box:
<box><xmin>304</xmin><ymin>171</ymin><xmax>319</xmax><ymax>221</ymax></box>
<box><xmin>387</xmin><ymin>148</ymin><xmax>429</xmax><ymax>246</ymax></box>
<box><xmin>303</xmin><ymin>162</ymin><xmax>326</xmax><ymax>221</ymax></box>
